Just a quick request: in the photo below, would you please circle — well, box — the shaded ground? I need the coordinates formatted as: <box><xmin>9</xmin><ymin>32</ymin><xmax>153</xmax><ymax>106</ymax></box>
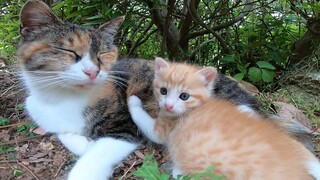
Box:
<box><xmin>0</xmin><ymin>63</ymin><xmax>319</xmax><ymax>179</ymax></box>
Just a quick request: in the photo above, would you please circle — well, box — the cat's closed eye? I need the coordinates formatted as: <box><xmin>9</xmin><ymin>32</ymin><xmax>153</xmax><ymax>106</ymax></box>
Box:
<box><xmin>54</xmin><ymin>47</ymin><xmax>82</xmax><ymax>62</ymax></box>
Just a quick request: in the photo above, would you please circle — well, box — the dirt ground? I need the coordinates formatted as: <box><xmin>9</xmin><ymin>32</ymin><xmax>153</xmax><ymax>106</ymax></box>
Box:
<box><xmin>0</xmin><ymin>63</ymin><xmax>319</xmax><ymax>180</ymax></box>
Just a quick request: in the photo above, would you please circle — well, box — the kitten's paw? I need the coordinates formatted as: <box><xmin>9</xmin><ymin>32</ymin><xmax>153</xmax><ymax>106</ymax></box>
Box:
<box><xmin>128</xmin><ymin>95</ymin><xmax>142</xmax><ymax>107</ymax></box>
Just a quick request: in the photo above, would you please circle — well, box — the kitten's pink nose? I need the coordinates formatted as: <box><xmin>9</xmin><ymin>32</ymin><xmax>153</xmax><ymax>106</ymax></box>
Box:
<box><xmin>83</xmin><ymin>69</ymin><xmax>98</xmax><ymax>80</ymax></box>
<box><xmin>165</xmin><ymin>104</ymin><xmax>174</xmax><ymax>111</ymax></box>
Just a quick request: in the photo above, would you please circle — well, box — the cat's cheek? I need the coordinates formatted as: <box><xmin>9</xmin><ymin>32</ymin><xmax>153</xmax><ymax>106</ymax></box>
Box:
<box><xmin>96</xmin><ymin>71</ymin><xmax>109</xmax><ymax>82</ymax></box>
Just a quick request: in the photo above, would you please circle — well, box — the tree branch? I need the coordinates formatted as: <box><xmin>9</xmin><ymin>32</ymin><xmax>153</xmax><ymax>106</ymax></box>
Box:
<box><xmin>188</xmin><ymin>0</ymin><xmax>255</xmax><ymax>40</ymax></box>
<box><xmin>188</xmin><ymin>0</ymin><xmax>229</xmax><ymax>54</ymax></box>
<box><xmin>288</xmin><ymin>0</ymin><xmax>309</xmax><ymax>20</ymax></box>
<box><xmin>190</xmin><ymin>38</ymin><xmax>215</xmax><ymax>58</ymax></box>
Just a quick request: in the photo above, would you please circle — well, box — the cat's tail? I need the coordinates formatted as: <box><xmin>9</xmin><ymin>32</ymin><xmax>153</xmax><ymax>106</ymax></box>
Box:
<box><xmin>270</xmin><ymin>114</ymin><xmax>315</xmax><ymax>152</ymax></box>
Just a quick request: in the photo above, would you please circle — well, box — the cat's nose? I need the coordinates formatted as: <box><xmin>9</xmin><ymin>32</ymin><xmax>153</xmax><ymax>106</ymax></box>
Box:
<box><xmin>165</xmin><ymin>104</ymin><xmax>174</xmax><ymax>111</ymax></box>
<box><xmin>83</xmin><ymin>69</ymin><xmax>99</xmax><ymax>80</ymax></box>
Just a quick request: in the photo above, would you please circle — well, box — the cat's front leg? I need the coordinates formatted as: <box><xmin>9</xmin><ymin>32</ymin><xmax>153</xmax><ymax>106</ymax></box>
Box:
<box><xmin>68</xmin><ymin>137</ymin><xmax>137</xmax><ymax>180</ymax></box>
<box><xmin>127</xmin><ymin>95</ymin><xmax>164</xmax><ymax>144</ymax></box>
<box><xmin>57</xmin><ymin>133</ymin><xmax>94</xmax><ymax>156</ymax></box>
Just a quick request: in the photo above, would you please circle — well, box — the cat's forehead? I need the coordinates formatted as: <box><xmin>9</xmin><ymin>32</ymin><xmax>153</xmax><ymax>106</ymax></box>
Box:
<box><xmin>58</xmin><ymin>26</ymin><xmax>93</xmax><ymax>53</ymax></box>
<box><xmin>157</xmin><ymin>64</ymin><xmax>204</xmax><ymax>87</ymax></box>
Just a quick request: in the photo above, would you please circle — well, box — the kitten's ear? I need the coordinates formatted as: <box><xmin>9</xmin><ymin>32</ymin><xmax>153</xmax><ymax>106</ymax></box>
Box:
<box><xmin>20</xmin><ymin>0</ymin><xmax>63</xmax><ymax>37</ymax></box>
<box><xmin>198</xmin><ymin>67</ymin><xmax>217</xmax><ymax>86</ymax></box>
<box><xmin>155</xmin><ymin>57</ymin><xmax>169</xmax><ymax>73</ymax></box>
<box><xmin>97</xmin><ymin>16</ymin><xmax>125</xmax><ymax>37</ymax></box>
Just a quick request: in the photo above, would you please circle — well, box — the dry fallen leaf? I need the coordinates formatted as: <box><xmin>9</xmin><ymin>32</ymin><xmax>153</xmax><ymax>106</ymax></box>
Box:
<box><xmin>38</xmin><ymin>142</ymin><xmax>55</xmax><ymax>151</ymax></box>
<box><xmin>31</xmin><ymin>127</ymin><xmax>47</xmax><ymax>135</ymax></box>
<box><xmin>273</xmin><ymin>101</ymin><xmax>318</xmax><ymax>135</ymax></box>
<box><xmin>134</xmin><ymin>150</ymin><xmax>145</xmax><ymax>160</ymax></box>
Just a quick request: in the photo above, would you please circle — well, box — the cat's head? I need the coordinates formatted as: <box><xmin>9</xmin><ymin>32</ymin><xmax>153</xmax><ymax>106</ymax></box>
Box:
<box><xmin>17</xmin><ymin>0</ymin><xmax>123</xmax><ymax>92</ymax></box>
<box><xmin>153</xmin><ymin>57</ymin><xmax>217</xmax><ymax>117</ymax></box>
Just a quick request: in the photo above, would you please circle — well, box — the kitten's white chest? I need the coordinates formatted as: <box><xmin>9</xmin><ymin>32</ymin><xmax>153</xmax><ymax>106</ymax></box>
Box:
<box><xmin>26</xmin><ymin>93</ymin><xmax>87</xmax><ymax>134</ymax></box>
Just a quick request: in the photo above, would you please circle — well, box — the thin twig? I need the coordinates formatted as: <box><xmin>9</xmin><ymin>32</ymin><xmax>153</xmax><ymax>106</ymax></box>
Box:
<box><xmin>0</xmin><ymin>122</ymin><xmax>28</xmax><ymax>129</ymax></box>
<box><xmin>120</xmin><ymin>161</ymin><xmax>136</xmax><ymax>180</ymax></box>
<box><xmin>17</xmin><ymin>160</ymin><xmax>40</xmax><ymax>180</ymax></box>
<box><xmin>0</xmin><ymin>82</ymin><xmax>17</xmax><ymax>97</ymax></box>
<box><xmin>0</xmin><ymin>135</ymin><xmax>43</xmax><ymax>146</ymax></box>
<box><xmin>54</xmin><ymin>160</ymin><xmax>66</xmax><ymax>178</ymax></box>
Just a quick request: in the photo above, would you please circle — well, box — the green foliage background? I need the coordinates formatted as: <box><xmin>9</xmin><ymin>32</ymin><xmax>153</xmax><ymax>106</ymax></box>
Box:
<box><xmin>1</xmin><ymin>0</ymin><xmax>319</xmax><ymax>86</ymax></box>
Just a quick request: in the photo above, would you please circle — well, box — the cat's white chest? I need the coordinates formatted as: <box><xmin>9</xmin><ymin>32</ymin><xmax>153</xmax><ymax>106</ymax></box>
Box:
<box><xmin>26</xmin><ymin>93</ymin><xmax>87</xmax><ymax>134</ymax></box>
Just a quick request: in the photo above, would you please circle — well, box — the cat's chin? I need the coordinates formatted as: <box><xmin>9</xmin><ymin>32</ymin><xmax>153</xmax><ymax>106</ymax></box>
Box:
<box><xmin>159</xmin><ymin>109</ymin><xmax>180</xmax><ymax>118</ymax></box>
<box><xmin>73</xmin><ymin>81</ymin><xmax>97</xmax><ymax>91</ymax></box>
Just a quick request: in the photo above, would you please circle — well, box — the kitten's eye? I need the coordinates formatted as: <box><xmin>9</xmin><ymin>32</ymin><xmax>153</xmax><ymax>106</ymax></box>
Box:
<box><xmin>160</xmin><ymin>87</ymin><xmax>167</xmax><ymax>95</ymax></box>
<box><xmin>179</xmin><ymin>93</ymin><xmax>190</xmax><ymax>101</ymax></box>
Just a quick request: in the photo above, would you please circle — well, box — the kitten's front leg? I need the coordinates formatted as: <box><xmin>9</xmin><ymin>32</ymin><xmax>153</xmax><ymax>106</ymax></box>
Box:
<box><xmin>68</xmin><ymin>137</ymin><xmax>137</xmax><ymax>180</ymax></box>
<box><xmin>57</xmin><ymin>133</ymin><xmax>94</xmax><ymax>156</ymax></box>
<box><xmin>128</xmin><ymin>96</ymin><xmax>164</xmax><ymax>144</ymax></box>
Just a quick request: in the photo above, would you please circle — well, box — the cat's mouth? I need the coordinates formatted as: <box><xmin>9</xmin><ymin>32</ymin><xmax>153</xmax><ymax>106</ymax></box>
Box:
<box><xmin>75</xmin><ymin>81</ymin><xmax>96</xmax><ymax>89</ymax></box>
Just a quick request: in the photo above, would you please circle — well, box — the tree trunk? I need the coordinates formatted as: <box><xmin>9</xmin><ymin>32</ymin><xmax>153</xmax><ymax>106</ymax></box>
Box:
<box><xmin>288</xmin><ymin>19</ymin><xmax>320</xmax><ymax>66</ymax></box>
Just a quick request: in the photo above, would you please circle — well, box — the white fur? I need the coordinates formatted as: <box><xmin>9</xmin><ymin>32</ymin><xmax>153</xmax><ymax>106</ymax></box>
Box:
<box><xmin>307</xmin><ymin>160</ymin><xmax>320</xmax><ymax>180</ymax></box>
<box><xmin>25</xmin><ymin>93</ymin><xmax>88</xmax><ymax>134</ymax></box>
<box><xmin>172</xmin><ymin>167</ymin><xmax>182</xmax><ymax>179</ymax></box>
<box><xmin>57</xmin><ymin>133</ymin><xmax>94</xmax><ymax>156</ymax></box>
<box><xmin>68</xmin><ymin>137</ymin><xmax>138</xmax><ymax>180</ymax></box>
<box><xmin>22</xmin><ymin>53</ymin><xmax>108</xmax><ymax>156</ymax></box>
<box><xmin>158</xmin><ymin>87</ymin><xmax>187</xmax><ymax>116</ymax></box>
<box><xmin>23</xmin><ymin>53</ymin><xmax>107</xmax><ymax>135</ymax></box>
<box><xmin>128</xmin><ymin>96</ymin><xmax>164</xmax><ymax>144</ymax></box>
<box><xmin>237</xmin><ymin>104</ymin><xmax>255</xmax><ymax>114</ymax></box>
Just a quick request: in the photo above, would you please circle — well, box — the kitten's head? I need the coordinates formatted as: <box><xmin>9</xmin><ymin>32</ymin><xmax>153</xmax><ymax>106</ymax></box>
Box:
<box><xmin>17</xmin><ymin>0</ymin><xmax>123</xmax><ymax>92</ymax></box>
<box><xmin>153</xmin><ymin>57</ymin><xmax>217</xmax><ymax>117</ymax></box>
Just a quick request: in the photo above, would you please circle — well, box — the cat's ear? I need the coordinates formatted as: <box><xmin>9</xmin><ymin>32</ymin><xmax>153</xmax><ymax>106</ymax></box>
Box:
<box><xmin>20</xmin><ymin>0</ymin><xmax>63</xmax><ymax>37</ymax></box>
<box><xmin>198</xmin><ymin>67</ymin><xmax>217</xmax><ymax>87</ymax></box>
<box><xmin>97</xmin><ymin>16</ymin><xmax>125</xmax><ymax>37</ymax></box>
<box><xmin>155</xmin><ymin>57</ymin><xmax>169</xmax><ymax>74</ymax></box>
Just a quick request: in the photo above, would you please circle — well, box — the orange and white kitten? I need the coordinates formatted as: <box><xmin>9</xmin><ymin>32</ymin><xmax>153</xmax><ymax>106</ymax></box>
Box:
<box><xmin>128</xmin><ymin>57</ymin><xmax>217</xmax><ymax>144</ymax></box>
<box><xmin>168</xmin><ymin>99</ymin><xmax>320</xmax><ymax>179</ymax></box>
<box><xmin>128</xmin><ymin>58</ymin><xmax>320</xmax><ymax>179</ymax></box>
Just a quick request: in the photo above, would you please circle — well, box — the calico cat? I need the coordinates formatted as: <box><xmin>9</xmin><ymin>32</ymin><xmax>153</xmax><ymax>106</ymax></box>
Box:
<box><xmin>127</xmin><ymin>59</ymin><xmax>320</xmax><ymax>179</ymax></box>
<box><xmin>18</xmin><ymin>1</ymin><xmax>145</xmax><ymax>180</ymax></box>
<box><xmin>18</xmin><ymin>1</ymin><xmax>313</xmax><ymax>180</ymax></box>
<box><xmin>168</xmin><ymin>99</ymin><xmax>320</xmax><ymax>179</ymax></box>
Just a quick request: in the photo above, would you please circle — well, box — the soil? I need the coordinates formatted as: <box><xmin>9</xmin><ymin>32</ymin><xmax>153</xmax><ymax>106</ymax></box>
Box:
<box><xmin>0</xmin><ymin>64</ymin><xmax>319</xmax><ymax>180</ymax></box>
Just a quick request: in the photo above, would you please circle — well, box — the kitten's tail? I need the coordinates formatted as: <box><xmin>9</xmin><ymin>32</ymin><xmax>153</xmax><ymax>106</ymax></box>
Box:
<box><xmin>270</xmin><ymin>114</ymin><xmax>315</xmax><ymax>152</ymax></box>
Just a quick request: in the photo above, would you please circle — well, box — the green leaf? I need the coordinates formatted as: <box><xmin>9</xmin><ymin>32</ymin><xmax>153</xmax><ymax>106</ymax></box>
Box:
<box><xmin>261</xmin><ymin>69</ymin><xmax>275</xmax><ymax>83</ymax></box>
<box><xmin>16</xmin><ymin>103</ymin><xmax>25</xmax><ymax>110</ymax></box>
<box><xmin>12</xmin><ymin>169</ymin><xmax>23</xmax><ymax>176</ymax></box>
<box><xmin>179</xmin><ymin>166</ymin><xmax>226</xmax><ymax>180</ymax></box>
<box><xmin>256</xmin><ymin>61</ymin><xmax>275</xmax><ymax>70</ymax></box>
<box><xmin>248</xmin><ymin>67</ymin><xmax>262</xmax><ymax>83</ymax></box>
<box><xmin>133</xmin><ymin>155</ymin><xmax>169</xmax><ymax>180</ymax></box>
<box><xmin>0</xmin><ymin>118</ymin><xmax>10</xmax><ymax>126</ymax></box>
<box><xmin>234</xmin><ymin>73</ymin><xmax>245</xmax><ymax>81</ymax></box>
<box><xmin>220</xmin><ymin>55</ymin><xmax>235</xmax><ymax>63</ymax></box>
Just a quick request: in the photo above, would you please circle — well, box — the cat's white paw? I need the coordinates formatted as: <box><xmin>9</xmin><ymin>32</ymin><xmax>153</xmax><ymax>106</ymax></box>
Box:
<box><xmin>128</xmin><ymin>95</ymin><xmax>142</xmax><ymax>107</ymax></box>
<box><xmin>58</xmin><ymin>133</ymin><xmax>93</xmax><ymax>156</ymax></box>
